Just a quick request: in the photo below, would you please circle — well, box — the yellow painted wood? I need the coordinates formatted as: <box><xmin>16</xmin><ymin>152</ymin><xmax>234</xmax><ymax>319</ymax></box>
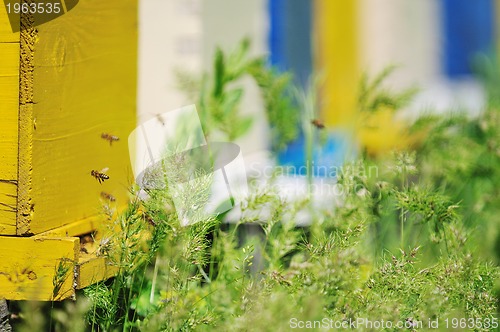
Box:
<box><xmin>34</xmin><ymin>214</ymin><xmax>104</xmax><ymax>238</ymax></box>
<box><xmin>0</xmin><ymin>2</ymin><xmax>19</xmax><ymax>41</ymax></box>
<box><xmin>314</xmin><ymin>0</ymin><xmax>359</xmax><ymax>128</ymax></box>
<box><xmin>0</xmin><ymin>236</ymin><xmax>79</xmax><ymax>301</ymax></box>
<box><xmin>0</xmin><ymin>5</ymin><xmax>19</xmax><ymax>235</ymax></box>
<box><xmin>76</xmin><ymin>245</ymin><xmax>118</xmax><ymax>289</ymax></box>
<box><xmin>16</xmin><ymin>0</ymin><xmax>137</xmax><ymax>234</ymax></box>
<box><xmin>16</xmin><ymin>1</ymin><xmax>36</xmax><ymax>235</ymax></box>
<box><xmin>0</xmin><ymin>181</ymin><xmax>16</xmax><ymax>234</ymax></box>
<box><xmin>0</xmin><ymin>233</ymin><xmax>121</xmax><ymax>300</ymax></box>
<box><xmin>0</xmin><ymin>1</ymin><xmax>137</xmax><ymax>300</ymax></box>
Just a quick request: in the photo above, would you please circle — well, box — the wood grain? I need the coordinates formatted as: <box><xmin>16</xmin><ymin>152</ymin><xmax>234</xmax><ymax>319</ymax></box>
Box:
<box><xmin>26</xmin><ymin>0</ymin><xmax>137</xmax><ymax>234</ymax></box>
<box><xmin>0</xmin><ymin>236</ymin><xmax>79</xmax><ymax>301</ymax></box>
<box><xmin>34</xmin><ymin>214</ymin><xmax>103</xmax><ymax>237</ymax></box>
<box><xmin>16</xmin><ymin>0</ymin><xmax>36</xmax><ymax>235</ymax></box>
<box><xmin>0</xmin><ymin>1</ymin><xmax>19</xmax><ymax>41</ymax></box>
<box><xmin>76</xmin><ymin>242</ymin><xmax>118</xmax><ymax>289</ymax></box>
<box><xmin>0</xmin><ymin>6</ymin><xmax>19</xmax><ymax>235</ymax></box>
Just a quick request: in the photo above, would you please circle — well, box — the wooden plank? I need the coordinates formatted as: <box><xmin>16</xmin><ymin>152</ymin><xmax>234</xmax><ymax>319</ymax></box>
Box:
<box><xmin>0</xmin><ymin>4</ymin><xmax>19</xmax><ymax>235</ymax></box>
<box><xmin>76</xmin><ymin>254</ymin><xmax>118</xmax><ymax>289</ymax></box>
<box><xmin>0</xmin><ymin>236</ymin><xmax>79</xmax><ymax>301</ymax></box>
<box><xmin>0</xmin><ymin>1</ymin><xmax>19</xmax><ymax>41</ymax></box>
<box><xmin>0</xmin><ymin>182</ymin><xmax>16</xmax><ymax>234</ymax></box>
<box><xmin>0</xmin><ymin>62</ymin><xmax>19</xmax><ymax>233</ymax></box>
<box><xmin>18</xmin><ymin>0</ymin><xmax>137</xmax><ymax>234</ymax></box>
<box><xmin>34</xmin><ymin>214</ymin><xmax>103</xmax><ymax>238</ymax></box>
<box><xmin>71</xmin><ymin>238</ymin><xmax>118</xmax><ymax>289</ymax></box>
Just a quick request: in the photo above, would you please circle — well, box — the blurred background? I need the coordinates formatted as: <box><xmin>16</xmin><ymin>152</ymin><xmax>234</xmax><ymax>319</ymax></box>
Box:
<box><xmin>135</xmin><ymin>0</ymin><xmax>500</xmax><ymax>270</ymax></box>
<box><xmin>138</xmin><ymin>0</ymin><xmax>497</xmax><ymax>160</ymax></box>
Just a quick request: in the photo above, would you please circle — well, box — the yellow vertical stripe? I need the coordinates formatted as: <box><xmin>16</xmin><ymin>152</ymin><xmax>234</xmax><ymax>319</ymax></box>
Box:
<box><xmin>314</xmin><ymin>0</ymin><xmax>359</xmax><ymax>128</ymax></box>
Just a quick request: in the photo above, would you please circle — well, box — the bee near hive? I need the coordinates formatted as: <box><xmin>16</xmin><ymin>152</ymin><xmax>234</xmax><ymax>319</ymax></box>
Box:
<box><xmin>142</xmin><ymin>210</ymin><xmax>158</xmax><ymax>227</ymax></box>
<box><xmin>95</xmin><ymin>237</ymin><xmax>112</xmax><ymax>257</ymax></box>
<box><xmin>154</xmin><ymin>113</ymin><xmax>166</xmax><ymax>126</ymax></box>
<box><xmin>90</xmin><ymin>168</ymin><xmax>110</xmax><ymax>184</ymax></box>
<box><xmin>311</xmin><ymin>119</ymin><xmax>325</xmax><ymax>129</ymax></box>
<box><xmin>100</xmin><ymin>191</ymin><xmax>116</xmax><ymax>202</ymax></box>
<box><xmin>101</xmin><ymin>133</ymin><xmax>120</xmax><ymax>145</ymax></box>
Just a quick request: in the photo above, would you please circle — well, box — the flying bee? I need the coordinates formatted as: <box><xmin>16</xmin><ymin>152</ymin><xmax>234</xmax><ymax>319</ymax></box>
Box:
<box><xmin>147</xmin><ymin>112</ymin><xmax>167</xmax><ymax>126</ymax></box>
<box><xmin>100</xmin><ymin>191</ymin><xmax>116</xmax><ymax>202</ymax></box>
<box><xmin>96</xmin><ymin>237</ymin><xmax>112</xmax><ymax>257</ymax></box>
<box><xmin>154</xmin><ymin>113</ymin><xmax>166</xmax><ymax>126</ymax></box>
<box><xmin>91</xmin><ymin>168</ymin><xmax>109</xmax><ymax>184</ymax></box>
<box><xmin>311</xmin><ymin>119</ymin><xmax>325</xmax><ymax>129</ymax></box>
<box><xmin>101</xmin><ymin>133</ymin><xmax>120</xmax><ymax>145</ymax></box>
<box><xmin>143</xmin><ymin>212</ymin><xmax>157</xmax><ymax>227</ymax></box>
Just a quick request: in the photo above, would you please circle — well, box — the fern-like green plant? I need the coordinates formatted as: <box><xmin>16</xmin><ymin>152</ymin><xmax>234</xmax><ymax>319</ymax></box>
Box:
<box><xmin>358</xmin><ymin>65</ymin><xmax>418</xmax><ymax>116</ymax></box>
<box><xmin>177</xmin><ymin>38</ymin><xmax>300</xmax><ymax>150</ymax></box>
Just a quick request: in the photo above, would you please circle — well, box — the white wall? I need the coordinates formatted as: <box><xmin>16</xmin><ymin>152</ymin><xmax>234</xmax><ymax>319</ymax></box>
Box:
<box><xmin>359</xmin><ymin>0</ymin><xmax>485</xmax><ymax>117</ymax></box>
<box><xmin>359</xmin><ymin>0</ymin><xmax>441</xmax><ymax>87</ymax></box>
<box><xmin>138</xmin><ymin>0</ymin><xmax>203</xmax><ymax>122</ymax></box>
<box><xmin>201</xmin><ymin>0</ymin><xmax>270</xmax><ymax>157</ymax></box>
<box><xmin>138</xmin><ymin>0</ymin><xmax>270</xmax><ymax>161</ymax></box>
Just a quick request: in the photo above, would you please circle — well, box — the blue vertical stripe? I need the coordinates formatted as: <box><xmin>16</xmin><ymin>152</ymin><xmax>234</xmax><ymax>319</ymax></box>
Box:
<box><xmin>269</xmin><ymin>0</ymin><xmax>286</xmax><ymax>71</ymax></box>
<box><xmin>268</xmin><ymin>0</ymin><xmax>312</xmax><ymax>86</ymax></box>
<box><xmin>442</xmin><ymin>0</ymin><xmax>495</xmax><ymax>77</ymax></box>
<box><xmin>269</xmin><ymin>0</ymin><xmax>313</xmax><ymax>165</ymax></box>
<box><xmin>269</xmin><ymin>0</ymin><xmax>351</xmax><ymax>174</ymax></box>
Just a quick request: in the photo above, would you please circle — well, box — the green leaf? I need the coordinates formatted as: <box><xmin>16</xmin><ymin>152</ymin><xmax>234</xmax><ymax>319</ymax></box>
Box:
<box><xmin>232</xmin><ymin>117</ymin><xmax>253</xmax><ymax>139</ymax></box>
<box><xmin>213</xmin><ymin>47</ymin><xmax>225</xmax><ymax>98</ymax></box>
<box><xmin>222</xmin><ymin>88</ymin><xmax>244</xmax><ymax>115</ymax></box>
<box><xmin>226</xmin><ymin>38</ymin><xmax>251</xmax><ymax>80</ymax></box>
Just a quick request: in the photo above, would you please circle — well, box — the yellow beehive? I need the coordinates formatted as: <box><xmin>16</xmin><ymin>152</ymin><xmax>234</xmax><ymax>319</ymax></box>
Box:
<box><xmin>0</xmin><ymin>0</ymin><xmax>137</xmax><ymax>300</ymax></box>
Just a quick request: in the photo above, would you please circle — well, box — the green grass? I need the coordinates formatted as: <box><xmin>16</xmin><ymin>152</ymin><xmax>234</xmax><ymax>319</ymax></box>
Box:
<box><xmin>7</xmin><ymin>57</ymin><xmax>500</xmax><ymax>332</ymax></box>
<box><xmin>10</xmin><ymin>147</ymin><xmax>498</xmax><ymax>331</ymax></box>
